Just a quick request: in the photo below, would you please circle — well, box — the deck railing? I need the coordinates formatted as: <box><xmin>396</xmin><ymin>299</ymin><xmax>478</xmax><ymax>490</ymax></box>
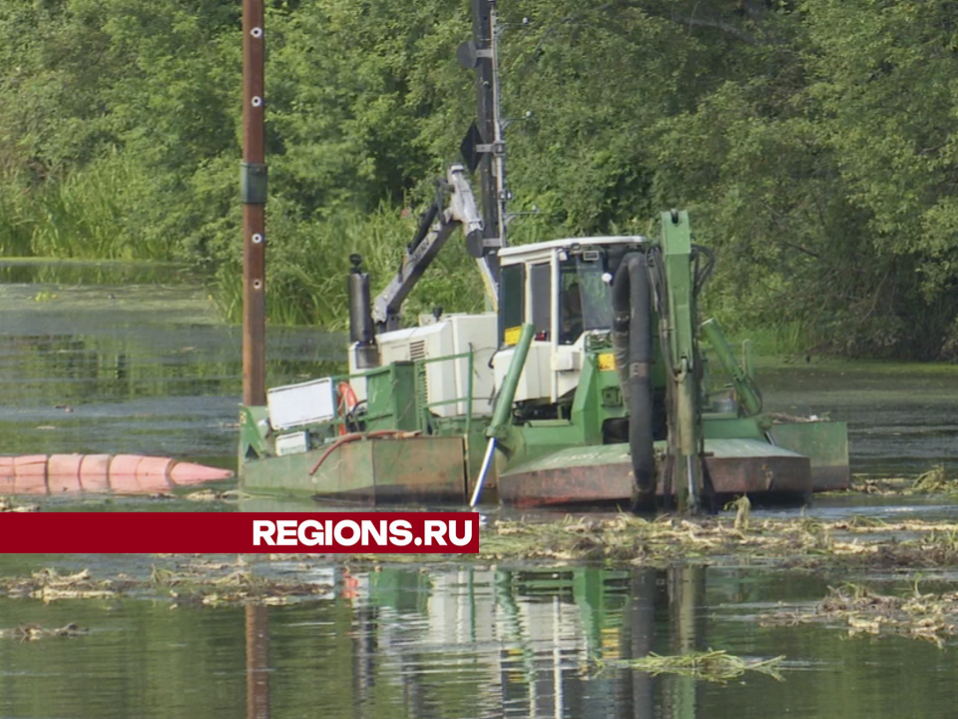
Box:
<box><xmin>327</xmin><ymin>349</ymin><xmax>480</xmax><ymax>437</ymax></box>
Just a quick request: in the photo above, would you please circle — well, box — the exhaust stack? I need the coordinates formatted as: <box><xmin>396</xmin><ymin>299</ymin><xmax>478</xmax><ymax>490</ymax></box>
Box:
<box><xmin>348</xmin><ymin>254</ymin><xmax>379</xmax><ymax>369</ymax></box>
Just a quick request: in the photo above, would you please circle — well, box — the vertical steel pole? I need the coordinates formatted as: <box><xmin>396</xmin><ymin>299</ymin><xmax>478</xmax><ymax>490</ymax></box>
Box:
<box><xmin>472</xmin><ymin>0</ymin><xmax>500</xmax><ymax>244</ymax></box>
<box><xmin>242</xmin><ymin>0</ymin><xmax>267</xmax><ymax>407</ymax></box>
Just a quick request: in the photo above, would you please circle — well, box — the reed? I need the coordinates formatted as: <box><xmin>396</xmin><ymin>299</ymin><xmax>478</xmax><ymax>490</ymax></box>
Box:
<box><xmin>0</xmin><ymin>156</ymin><xmax>170</xmax><ymax>261</ymax></box>
<box><xmin>214</xmin><ymin>202</ymin><xmax>487</xmax><ymax>328</ymax></box>
<box><xmin>0</xmin><ymin>171</ymin><xmax>37</xmax><ymax>257</ymax></box>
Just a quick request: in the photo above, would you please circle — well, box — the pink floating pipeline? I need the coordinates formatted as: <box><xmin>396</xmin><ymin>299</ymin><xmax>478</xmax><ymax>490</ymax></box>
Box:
<box><xmin>0</xmin><ymin>454</ymin><xmax>234</xmax><ymax>495</ymax></box>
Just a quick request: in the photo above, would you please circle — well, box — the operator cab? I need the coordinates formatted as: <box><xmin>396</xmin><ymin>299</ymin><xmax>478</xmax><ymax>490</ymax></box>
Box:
<box><xmin>493</xmin><ymin>236</ymin><xmax>647</xmax><ymax>406</ymax></box>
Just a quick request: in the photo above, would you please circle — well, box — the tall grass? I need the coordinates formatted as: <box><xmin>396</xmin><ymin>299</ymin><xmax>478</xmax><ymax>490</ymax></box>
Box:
<box><xmin>0</xmin><ymin>154</ymin><xmax>170</xmax><ymax>261</ymax></box>
<box><xmin>214</xmin><ymin>202</ymin><xmax>488</xmax><ymax>328</ymax></box>
<box><xmin>721</xmin><ymin>321</ymin><xmax>814</xmax><ymax>357</ymax></box>
<box><xmin>0</xmin><ymin>172</ymin><xmax>37</xmax><ymax>257</ymax></box>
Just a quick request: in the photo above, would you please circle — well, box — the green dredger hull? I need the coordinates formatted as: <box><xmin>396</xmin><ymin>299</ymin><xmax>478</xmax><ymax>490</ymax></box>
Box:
<box><xmin>241</xmin><ymin>414</ymin><xmax>848</xmax><ymax>507</ymax></box>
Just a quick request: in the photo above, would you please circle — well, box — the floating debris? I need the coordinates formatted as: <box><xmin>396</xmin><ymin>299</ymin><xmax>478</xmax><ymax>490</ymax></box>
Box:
<box><xmin>471</xmin><ymin>514</ymin><xmax>958</xmax><ymax>569</ymax></box>
<box><xmin>0</xmin><ymin>497</ymin><xmax>39</xmax><ymax>512</ymax></box>
<box><xmin>759</xmin><ymin>584</ymin><xmax>958</xmax><ymax>647</ymax></box>
<box><xmin>601</xmin><ymin>649</ymin><xmax>785</xmax><ymax>683</ymax></box>
<box><xmin>0</xmin><ymin>562</ymin><xmax>332</xmax><ymax>607</ymax></box>
<box><xmin>913</xmin><ymin>464</ymin><xmax>952</xmax><ymax>492</ymax></box>
<box><xmin>727</xmin><ymin>494</ymin><xmax>751</xmax><ymax>531</ymax></box>
<box><xmin>0</xmin><ymin>568</ymin><xmax>124</xmax><ymax>602</ymax></box>
<box><xmin>159</xmin><ymin>566</ymin><xmax>332</xmax><ymax>607</ymax></box>
<box><xmin>0</xmin><ymin>623</ymin><xmax>87</xmax><ymax>641</ymax></box>
<box><xmin>184</xmin><ymin>489</ymin><xmax>239</xmax><ymax>502</ymax></box>
<box><xmin>833</xmin><ymin>468</ymin><xmax>958</xmax><ymax>497</ymax></box>
<box><xmin>476</xmin><ymin>513</ymin><xmax>839</xmax><ymax>566</ymax></box>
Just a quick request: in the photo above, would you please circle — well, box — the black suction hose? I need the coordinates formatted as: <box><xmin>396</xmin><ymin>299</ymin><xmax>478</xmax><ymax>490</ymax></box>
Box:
<box><xmin>611</xmin><ymin>253</ymin><xmax>655</xmax><ymax>507</ymax></box>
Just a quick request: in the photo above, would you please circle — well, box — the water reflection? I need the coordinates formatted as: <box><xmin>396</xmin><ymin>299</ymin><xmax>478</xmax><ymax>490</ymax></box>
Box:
<box><xmin>3</xmin><ymin>557</ymin><xmax>958</xmax><ymax>718</ymax></box>
<box><xmin>240</xmin><ymin>565</ymin><xmax>711</xmax><ymax>719</ymax></box>
<box><xmin>247</xmin><ymin>605</ymin><xmax>270</xmax><ymax>719</ymax></box>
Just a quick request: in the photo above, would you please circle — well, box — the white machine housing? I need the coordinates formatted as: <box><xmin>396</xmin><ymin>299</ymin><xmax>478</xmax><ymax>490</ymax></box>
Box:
<box><xmin>492</xmin><ymin>236</ymin><xmax>646</xmax><ymax>404</ymax></box>
<box><xmin>349</xmin><ymin>312</ymin><xmax>497</xmax><ymax>417</ymax></box>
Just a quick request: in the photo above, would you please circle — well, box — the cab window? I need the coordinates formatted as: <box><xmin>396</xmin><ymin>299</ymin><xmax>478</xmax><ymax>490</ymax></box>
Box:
<box><xmin>559</xmin><ymin>253</ymin><xmax>612</xmax><ymax>344</ymax></box>
<box><xmin>529</xmin><ymin>263</ymin><xmax>552</xmax><ymax>340</ymax></box>
<box><xmin>498</xmin><ymin>264</ymin><xmax>524</xmax><ymax>346</ymax></box>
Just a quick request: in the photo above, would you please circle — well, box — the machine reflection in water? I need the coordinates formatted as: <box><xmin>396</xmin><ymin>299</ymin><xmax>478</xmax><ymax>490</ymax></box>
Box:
<box><xmin>244</xmin><ymin>564</ymin><xmax>707</xmax><ymax>719</ymax></box>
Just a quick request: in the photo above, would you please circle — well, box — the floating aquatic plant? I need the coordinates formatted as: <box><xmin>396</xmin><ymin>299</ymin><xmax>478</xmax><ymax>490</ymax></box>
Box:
<box><xmin>604</xmin><ymin>649</ymin><xmax>785</xmax><ymax>683</ymax></box>
<box><xmin>0</xmin><ymin>623</ymin><xmax>87</xmax><ymax>641</ymax></box>
<box><xmin>0</xmin><ymin>562</ymin><xmax>333</xmax><ymax>607</ymax></box>
<box><xmin>0</xmin><ymin>497</ymin><xmax>39</xmax><ymax>512</ymax></box>
<box><xmin>837</xmin><ymin>467</ymin><xmax>958</xmax><ymax>497</ymax></box>
<box><xmin>759</xmin><ymin>584</ymin><xmax>958</xmax><ymax>647</ymax></box>
<box><xmin>913</xmin><ymin>464</ymin><xmax>952</xmax><ymax>492</ymax></box>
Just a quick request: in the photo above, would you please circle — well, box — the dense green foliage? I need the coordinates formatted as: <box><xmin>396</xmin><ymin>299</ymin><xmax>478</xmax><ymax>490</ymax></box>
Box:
<box><xmin>4</xmin><ymin>0</ymin><xmax>958</xmax><ymax>356</ymax></box>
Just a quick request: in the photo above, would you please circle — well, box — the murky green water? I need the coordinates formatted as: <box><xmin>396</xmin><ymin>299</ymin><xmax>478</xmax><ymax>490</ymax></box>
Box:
<box><xmin>759</xmin><ymin>361</ymin><xmax>958</xmax><ymax>478</ymax></box>
<box><xmin>0</xmin><ymin>260</ymin><xmax>341</xmax><ymax>470</ymax></box>
<box><xmin>5</xmin><ymin>261</ymin><xmax>958</xmax><ymax>717</ymax></box>
<box><xmin>1</xmin><ymin>558</ymin><xmax>957</xmax><ymax>719</ymax></box>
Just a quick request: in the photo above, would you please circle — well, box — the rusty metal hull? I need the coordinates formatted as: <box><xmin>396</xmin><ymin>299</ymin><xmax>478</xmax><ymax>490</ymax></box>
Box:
<box><xmin>243</xmin><ymin>432</ymin><xmax>813</xmax><ymax>508</ymax></box>
<box><xmin>498</xmin><ymin>446</ymin><xmax>634</xmax><ymax>508</ymax></box>
<box><xmin>242</xmin><ymin>435</ymin><xmax>466</xmax><ymax>505</ymax></box>
<box><xmin>498</xmin><ymin>439</ymin><xmax>813</xmax><ymax>508</ymax></box>
<box><xmin>702</xmin><ymin>439</ymin><xmax>811</xmax><ymax>495</ymax></box>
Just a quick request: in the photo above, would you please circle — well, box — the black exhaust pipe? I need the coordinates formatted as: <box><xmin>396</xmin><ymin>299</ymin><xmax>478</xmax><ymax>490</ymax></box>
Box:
<box><xmin>348</xmin><ymin>254</ymin><xmax>378</xmax><ymax>369</ymax></box>
<box><xmin>611</xmin><ymin>253</ymin><xmax>655</xmax><ymax>510</ymax></box>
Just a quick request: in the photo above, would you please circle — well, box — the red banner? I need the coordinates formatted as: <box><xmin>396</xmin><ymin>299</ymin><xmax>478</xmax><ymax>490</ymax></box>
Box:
<box><xmin>0</xmin><ymin>512</ymin><xmax>479</xmax><ymax>553</ymax></box>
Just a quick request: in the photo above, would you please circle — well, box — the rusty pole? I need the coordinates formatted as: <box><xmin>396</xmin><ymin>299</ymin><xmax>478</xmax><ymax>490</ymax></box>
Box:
<box><xmin>242</xmin><ymin>0</ymin><xmax>267</xmax><ymax>406</ymax></box>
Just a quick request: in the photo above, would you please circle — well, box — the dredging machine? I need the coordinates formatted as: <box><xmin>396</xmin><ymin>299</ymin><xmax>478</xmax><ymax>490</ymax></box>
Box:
<box><xmin>237</xmin><ymin>0</ymin><xmax>848</xmax><ymax>511</ymax></box>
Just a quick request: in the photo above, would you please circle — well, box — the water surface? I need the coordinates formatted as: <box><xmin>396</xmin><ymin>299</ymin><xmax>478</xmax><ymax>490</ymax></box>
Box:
<box><xmin>0</xmin><ymin>559</ymin><xmax>955</xmax><ymax>719</ymax></box>
<box><xmin>0</xmin><ymin>261</ymin><xmax>341</xmax><ymax>468</ymax></box>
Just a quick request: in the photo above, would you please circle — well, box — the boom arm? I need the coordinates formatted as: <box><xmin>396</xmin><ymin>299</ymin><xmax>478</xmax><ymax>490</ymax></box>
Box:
<box><xmin>658</xmin><ymin>210</ymin><xmax>706</xmax><ymax>511</ymax></box>
<box><xmin>371</xmin><ymin>165</ymin><xmax>501</xmax><ymax>333</ymax></box>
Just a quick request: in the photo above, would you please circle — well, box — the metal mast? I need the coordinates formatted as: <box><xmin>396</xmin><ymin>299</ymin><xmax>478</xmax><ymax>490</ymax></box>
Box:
<box><xmin>462</xmin><ymin>0</ymin><xmax>508</xmax><ymax>261</ymax></box>
<box><xmin>488</xmin><ymin>2</ymin><xmax>508</xmax><ymax>246</ymax></box>
<box><xmin>241</xmin><ymin>0</ymin><xmax>267</xmax><ymax>406</ymax></box>
<box><xmin>473</xmin><ymin>0</ymin><xmax>498</xmax><ymax>240</ymax></box>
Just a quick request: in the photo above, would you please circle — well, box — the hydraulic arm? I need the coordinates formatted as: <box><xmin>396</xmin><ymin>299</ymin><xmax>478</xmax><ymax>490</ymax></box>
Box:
<box><xmin>371</xmin><ymin>165</ymin><xmax>501</xmax><ymax>333</ymax></box>
<box><xmin>656</xmin><ymin>210</ymin><xmax>706</xmax><ymax>511</ymax></box>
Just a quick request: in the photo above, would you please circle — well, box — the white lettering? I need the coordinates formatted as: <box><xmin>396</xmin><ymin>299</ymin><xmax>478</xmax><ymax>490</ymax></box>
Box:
<box><xmin>252</xmin><ymin>520</ymin><xmax>276</xmax><ymax>546</ymax></box>
<box><xmin>334</xmin><ymin>519</ymin><xmax>361</xmax><ymax>546</ymax></box>
<box><xmin>253</xmin><ymin>517</ymin><xmax>472</xmax><ymax>550</ymax></box>
<box><xmin>448</xmin><ymin>519</ymin><xmax>473</xmax><ymax>547</ymax></box>
<box><xmin>298</xmin><ymin>519</ymin><xmax>323</xmax><ymax>546</ymax></box>
<box><xmin>362</xmin><ymin>520</ymin><xmax>388</xmax><ymax>545</ymax></box>
<box><xmin>276</xmin><ymin>519</ymin><xmax>298</xmax><ymax>546</ymax></box>
<box><xmin>390</xmin><ymin>520</ymin><xmax>412</xmax><ymax>546</ymax></box>
<box><xmin>424</xmin><ymin>520</ymin><xmax>448</xmax><ymax>546</ymax></box>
